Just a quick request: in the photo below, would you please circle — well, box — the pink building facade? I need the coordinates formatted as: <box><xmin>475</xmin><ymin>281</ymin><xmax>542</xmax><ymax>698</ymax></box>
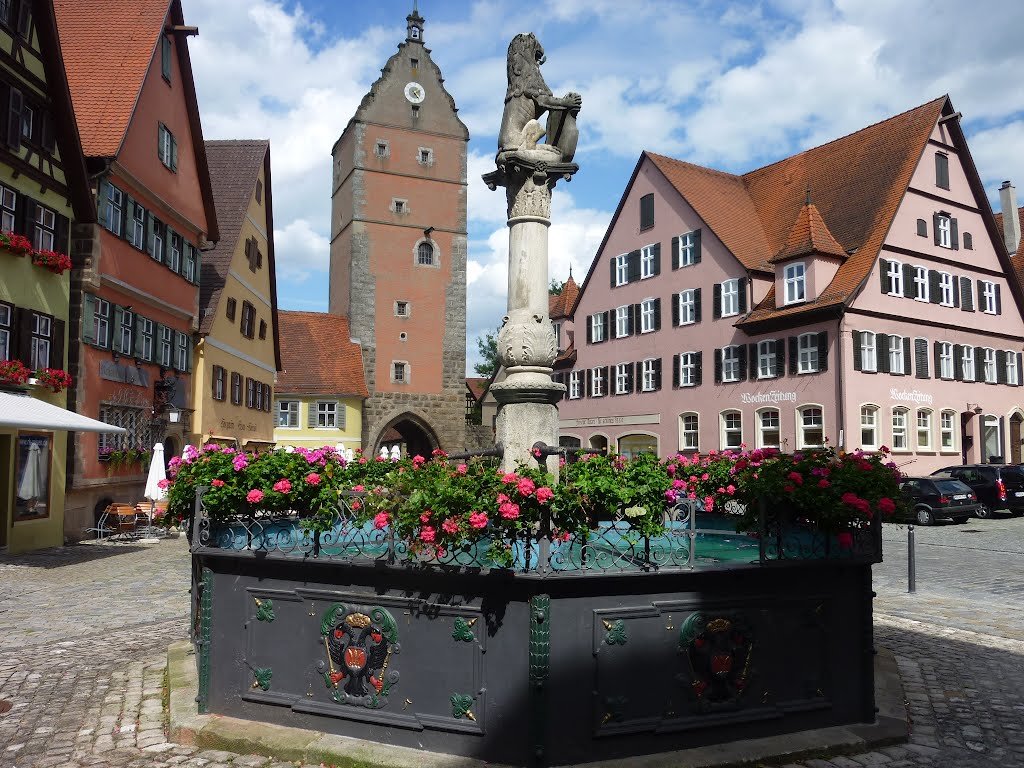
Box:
<box><xmin>556</xmin><ymin>97</ymin><xmax>1024</xmax><ymax>474</ymax></box>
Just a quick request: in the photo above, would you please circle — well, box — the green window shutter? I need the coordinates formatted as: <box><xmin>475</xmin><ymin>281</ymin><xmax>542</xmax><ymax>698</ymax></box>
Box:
<box><xmin>7</xmin><ymin>86</ymin><xmax>22</xmax><ymax>150</ymax></box>
<box><xmin>308</xmin><ymin>401</ymin><xmax>318</xmax><ymax>429</ymax></box>
<box><xmin>192</xmin><ymin>245</ymin><xmax>200</xmax><ymax>283</ymax></box>
<box><xmin>82</xmin><ymin>294</ymin><xmax>97</xmax><ymax>345</ymax></box>
<box><xmin>171</xmin><ymin>134</ymin><xmax>178</xmax><ymax>172</ymax></box>
<box><xmin>122</xmin><ymin>195</ymin><xmax>135</xmax><ymax>241</ymax></box>
<box><xmin>112</xmin><ymin>305</ymin><xmax>124</xmax><ymax>352</ymax></box>
<box><xmin>97</xmin><ymin>178</ymin><xmax>110</xmax><ymax>230</ymax></box>
<box><xmin>133</xmin><ymin>315</ymin><xmax>145</xmax><ymax>358</ymax></box>
<box><xmin>337</xmin><ymin>401</ymin><xmax>345</xmax><ymax>431</ymax></box>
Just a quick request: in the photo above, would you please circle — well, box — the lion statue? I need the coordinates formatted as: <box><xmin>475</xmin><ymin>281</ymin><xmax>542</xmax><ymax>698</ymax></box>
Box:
<box><xmin>497</xmin><ymin>33</ymin><xmax>581</xmax><ymax>162</ymax></box>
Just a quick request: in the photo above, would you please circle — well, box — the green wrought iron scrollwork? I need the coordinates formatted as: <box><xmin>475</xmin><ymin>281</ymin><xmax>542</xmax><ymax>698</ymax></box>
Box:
<box><xmin>603</xmin><ymin>618</ymin><xmax>627</xmax><ymax>645</ymax></box>
<box><xmin>529</xmin><ymin>594</ymin><xmax>550</xmax><ymax>761</ymax></box>
<box><xmin>197</xmin><ymin>567</ymin><xmax>213</xmax><ymax>714</ymax></box>
<box><xmin>252</xmin><ymin>667</ymin><xmax>272</xmax><ymax>691</ymax></box>
<box><xmin>254</xmin><ymin>597</ymin><xmax>275</xmax><ymax>622</ymax></box>
<box><xmin>450</xmin><ymin>693</ymin><xmax>475</xmax><ymax>720</ymax></box>
<box><xmin>452</xmin><ymin>616</ymin><xmax>476</xmax><ymax>642</ymax></box>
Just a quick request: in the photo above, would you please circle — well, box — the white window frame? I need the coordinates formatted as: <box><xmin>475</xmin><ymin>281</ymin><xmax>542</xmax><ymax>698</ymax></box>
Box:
<box><xmin>982</xmin><ymin>281</ymin><xmax>997</xmax><ymax>314</ymax></box>
<box><xmin>939</xmin><ymin>272</ymin><xmax>955</xmax><ymax>306</ymax></box>
<box><xmin>175</xmin><ymin>332</ymin><xmax>188</xmax><ymax>370</ymax></box>
<box><xmin>1</xmin><ymin>184</ymin><xmax>16</xmax><ymax>231</ymax></box>
<box><xmin>887</xmin><ymin>260</ymin><xmax>903</xmax><ymax>296</ymax></box>
<box><xmin>640</xmin><ymin>244</ymin><xmax>656</xmax><ymax>279</ymax></box>
<box><xmin>940</xmin><ymin>410</ymin><xmax>956</xmax><ymax>451</ymax></box>
<box><xmin>677</xmin><ymin>289</ymin><xmax>695</xmax><ymax>325</ymax></box>
<box><xmin>939</xmin><ymin>342</ymin><xmax>953</xmax><ymax>379</ymax></box>
<box><xmin>756</xmin><ymin>407</ymin><xmax>780</xmax><ymax>449</ymax></box>
<box><xmin>392</xmin><ymin>361</ymin><xmax>408</xmax><ymax>384</ymax></box>
<box><xmin>798</xmin><ymin>333</ymin><xmax>819</xmax><ymax>374</ymax></box>
<box><xmin>916</xmin><ymin>408</ymin><xmax>933</xmax><ymax>450</ymax></box>
<box><xmin>913</xmin><ymin>265</ymin><xmax>928</xmax><ymax>302</ymax></box>
<box><xmin>119</xmin><ymin>309</ymin><xmax>134</xmax><ymax>354</ymax></box>
<box><xmin>892</xmin><ymin>407</ymin><xmax>909</xmax><ymax>451</ymax></box>
<box><xmin>936</xmin><ymin>215</ymin><xmax>951</xmax><ymax>248</ymax></box>
<box><xmin>614</xmin><ymin>363</ymin><xmax>630</xmax><ymax>395</ymax></box>
<box><xmin>94</xmin><ymin>298</ymin><xmax>110</xmax><ymax>349</ymax></box>
<box><xmin>983</xmin><ymin>348</ymin><xmax>997</xmax><ymax>383</ymax></box>
<box><xmin>30</xmin><ymin>313</ymin><xmax>51</xmax><ymax>370</ymax></box>
<box><xmin>860</xmin><ymin>331</ymin><xmax>876</xmax><ymax>373</ymax></box>
<box><xmin>615</xmin><ymin>305</ymin><xmax>630</xmax><ymax>338</ymax></box>
<box><xmin>890</xmin><ymin>334</ymin><xmax>905</xmax><ymax>375</ymax></box>
<box><xmin>721</xmin><ymin>279</ymin><xmax>739</xmax><ymax>317</ymax></box>
<box><xmin>640</xmin><ymin>299</ymin><xmax>656</xmax><ymax>333</ymax></box>
<box><xmin>159</xmin><ymin>325</ymin><xmax>172</xmax><ymax>367</ymax></box>
<box><xmin>721</xmin><ymin>345</ymin><xmax>740</xmax><ymax>383</ymax></box>
<box><xmin>784</xmin><ymin>262</ymin><xmax>806</xmax><ymax>305</ymax></box>
<box><xmin>0</xmin><ymin>303</ymin><xmax>10</xmax><ymax>360</ymax></box>
<box><xmin>680</xmin><ymin>413</ymin><xmax>699</xmax><ymax>451</ymax></box>
<box><xmin>569</xmin><ymin>371</ymin><xmax>581</xmax><ymax>399</ymax></box>
<box><xmin>590</xmin><ymin>313</ymin><xmax>605</xmax><ymax>343</ymax></box>
<box><xmin>614</xmin><ymin>254</ymin><xmax>629</xmax><ymax>286</ymax></box>
<box><xmin>720</xmin><ymin>410</ymin><xmax>743</xmax><ymax>451</ymax></box>
<box><xmin>860</xmin><ymin>405</ymin><xmax>879</xmax><ymax>450</ymax></box>
<box><xmin>591</xmin><ymin>367</ymin><xmax>606</xmax><ymax>397</ymax></box>
<box><xmin>1007</xmin><ymin>351</ymin><xmax>1019</xmax><ymax>386</ymax></box>
<box><xmin>33</xmin><ymin>205</ymin><xmax>55</xmax><ymax>251</ymax></box>
<box><xmin>962</xmin><ymin>346</ymin><xmax>975</xmax><ymax>382</ymax></box>
<box><xmin>678</xmin><ymin>231</ymin><xmax>697</xmax><ymax>267</ymax></box>
<box><xmin>277</xmin><ymin>400</ymin><xmax>299</xmax><ymax>429</ymax></box>
<box><xmin>640</xmin><ymin>358</ymin><xmax>657</xmax><ymax>392</ymax></box>
<box><xmin>757</xmin><ymin>340</ymin><xmax>776</xmax><ymax>379</ymax></box>
<box><xmin>130</xmin><ymin>204</ymin><xmax>145</xmax><ymax>249</ymax></box>
<box><xmin>798</xmin><ymin>405</ymin><xmax>824</xmax><ymax>448</ymax></box>
<box><xmin>679</xmin><ymin>352</ymin><xmax>697</xmax><ymax>387</ymax></box>
<box><xmin>316</xmin><ymin>401</ymin><xmax>338</xmax><ymax>429</ymax></box>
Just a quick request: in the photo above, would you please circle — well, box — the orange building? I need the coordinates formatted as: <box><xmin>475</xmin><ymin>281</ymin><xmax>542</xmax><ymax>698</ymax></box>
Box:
<box><xmin>55</xmin><ymin>0</ymin><xmax>218</xmax><ymax>536</ymax></box>
<box><xmin>329</xmin><ymin>8</ymin><xmax>468</xmax><ymax>456</ymax></box>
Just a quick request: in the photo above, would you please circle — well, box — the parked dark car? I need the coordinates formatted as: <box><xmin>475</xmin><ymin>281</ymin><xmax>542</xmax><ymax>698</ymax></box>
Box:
<box><xmin>929</xmin><ymin>464</ymin><xmax>1024</xmax><ymax>517</ymax></box>
<box><xmin>898</xmin><ymin>477</ymin><xmax>981</xmax><ymax>525</ymax></box>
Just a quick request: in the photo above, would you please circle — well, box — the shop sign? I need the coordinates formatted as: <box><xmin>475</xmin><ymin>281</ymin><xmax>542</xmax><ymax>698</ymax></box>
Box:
<box><xmin>889</xmin><ymin>387</ymin><xmax>933</xmax><ymax>406</ymax></box>
<box><xmin>740</xmin><ymin>390</ymin><xmax>797</xmax><ymax>405</ymax></box>
<box><xmin>559</xmin><ymin>413</ymin><xmax>660</xmax><ymax>429</ymax></box>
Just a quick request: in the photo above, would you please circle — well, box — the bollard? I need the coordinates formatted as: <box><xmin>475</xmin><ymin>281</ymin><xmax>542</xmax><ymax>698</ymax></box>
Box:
<box><xmin>907</xmin><ymin>524</ymin><xmax>916</xmax><ymax>593</ymax></box>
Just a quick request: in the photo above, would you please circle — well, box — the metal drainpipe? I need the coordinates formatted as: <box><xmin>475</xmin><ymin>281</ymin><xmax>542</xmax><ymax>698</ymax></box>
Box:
<box><xmin>837</xmin><ymin>315</ymin><xmax>847</xmax><ymax>450</ymax></box>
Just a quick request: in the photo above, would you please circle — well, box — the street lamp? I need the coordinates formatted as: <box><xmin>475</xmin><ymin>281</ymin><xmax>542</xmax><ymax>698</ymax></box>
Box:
<box><xmin>166</xmin><ymin>407</ymin><xmax>182</xmax><ymax>424</ymax></box>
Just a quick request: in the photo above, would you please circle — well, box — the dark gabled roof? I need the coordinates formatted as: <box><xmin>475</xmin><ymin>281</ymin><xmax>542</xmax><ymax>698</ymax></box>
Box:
<box><xmin>276</xmin><ymin>312</ymin><xmax>367</xmax><ymax>398</ymax></box>
<box><xmin>994</xmin><ymin>205</ymin><xmax>1024</xmax><ymax>296</ymax></box>
<box><xmin>201</xmin><ymin>140</ymin><xmax>281</xmax><ymax>370</ymax></box>
<box><xmin>55</xmin><ymin>0</ymin><xmax>218</xmax><ymax>240</ymax></box>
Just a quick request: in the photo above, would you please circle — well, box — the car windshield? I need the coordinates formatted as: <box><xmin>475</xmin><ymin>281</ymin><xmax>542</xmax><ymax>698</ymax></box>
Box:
<box><xmin>933</xmin><ymin>480</ymin><xmax>971</xmax><ymax>495</ymax></box>
<box><xmin>999</xmin><ymin>468</ymin><xmax>1024</xmax><ymax>485</ymax></box>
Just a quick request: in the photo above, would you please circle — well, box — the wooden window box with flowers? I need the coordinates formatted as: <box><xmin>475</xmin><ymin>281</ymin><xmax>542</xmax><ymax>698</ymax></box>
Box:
<box><xmin>0</xmin><ymin>360</ymin><xmax>72</xmax><ymax>393</ymax></box>
<box><xmin>0</xmin><ymin>230</ymin><xmax>73</xmax><ymax>275</ymax></box>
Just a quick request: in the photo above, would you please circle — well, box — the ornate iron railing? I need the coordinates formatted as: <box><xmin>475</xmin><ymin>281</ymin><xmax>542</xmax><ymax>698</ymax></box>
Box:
<box><xmin>189</xmin><ymin>488</ymin><xmax>882</xmax><ymax>574</ymax></box>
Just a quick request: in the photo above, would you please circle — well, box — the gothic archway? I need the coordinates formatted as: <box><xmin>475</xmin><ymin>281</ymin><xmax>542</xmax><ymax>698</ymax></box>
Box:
<box><xmin>371</xmin><ymin>412</ymin><xmax>440</xmax><ymax>460</ymax></box>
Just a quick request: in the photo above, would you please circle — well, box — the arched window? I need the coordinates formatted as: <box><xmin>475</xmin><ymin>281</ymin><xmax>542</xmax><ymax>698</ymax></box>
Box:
<box><xmin>860</xmin><ymin>405</ymin><xmax>879</xmax><ymax>449</ymax></box>
<box><xmin>417</xmin><ymin>241</ymin><xmax>435</xmax><ymax>265</ymax></box>
<box><xmin>891</xmin><ymin>407</ymin><xmax>909</xmax><ymax>450</ymax></box>
<box><xmin>916</xmin><ymin>409</ymin><xmax>933</xmax><ymax>450</ymax></box>
<box><xmin>720</xmin><ymin>410</ymin><xmax>742</xmax><ymax>451</ymax></box>
<box><xmin>798</xmin><ymin>405</ymin><xmax>824</xmax><ymax>448</ymax></box>
<box><xmin>679</xmin><ymin>412</ymin><xmax>699</xmax><ymax>451</ymax></box>
<box><xmin>756</xmin><ymin>408</ymin><xmax>780</xmax><ymax>448</ymax></box>
<box><xmin>939</xmin><ymin>410</ymin><xmax>957</xmax><ymax>451</ymax></box>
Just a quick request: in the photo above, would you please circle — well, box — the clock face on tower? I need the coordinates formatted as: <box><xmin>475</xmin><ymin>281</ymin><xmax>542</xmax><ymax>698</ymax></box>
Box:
<box><xmin>404</xmin><ymin>82</ymin><xmax>425</xmax><ymax>104</ymax></box>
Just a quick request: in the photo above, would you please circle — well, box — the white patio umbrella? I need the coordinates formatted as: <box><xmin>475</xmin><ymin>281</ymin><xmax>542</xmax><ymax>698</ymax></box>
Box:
<box><xmin>141</xmin><ymin>443</ymin><xmax>167</xmax><ymax>542</ymax></box>
<box><xmin>390</xmin><ymin>445</ymin><xmax>401</xmax><ymax>461</ymax></box>
<box><xmin>379</xmin><ymin>446</ymin><xmax>389</xmax><ymax>460</ymax></box>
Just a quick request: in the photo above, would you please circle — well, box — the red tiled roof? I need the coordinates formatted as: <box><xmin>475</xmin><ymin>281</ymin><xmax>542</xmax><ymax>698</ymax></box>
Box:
<box><xmin>643</xmin><ymin>96</ymin><xmax>948</xmax><ymax>325</ymax></box>
<box><xmin>465</xmin><ymin>377</ymin><xmax>488</xmax><ymax>401</ymax></box>
<box><xmin>769</xmin><ymin>200</ymin><xmax>847</xmax><ymax>263</ymax></box>
<box><xmin>549</xmin><ymin>274</ymin><xmax>580</xmax><ymax>319</ymax></box>
<box><xmin>54</xmin><ymin>0</ymin><xmax>170</xmax><ymax>157</ymax></box>
<box><xmin>276</xmin><ymin>312</ymin><xmax>367</xmax><ymax>397</ymax></box>
<box><xmin>995</xmin><ymin>206</ymin><xmax>1024</xmax><ymax>294</ymax></box>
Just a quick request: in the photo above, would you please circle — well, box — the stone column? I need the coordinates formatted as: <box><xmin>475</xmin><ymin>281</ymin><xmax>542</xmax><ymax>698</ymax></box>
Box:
<box><xmin>484</xmin><ymin>148</ymin><xmax>577</xmax><ymax>476</ymax></box>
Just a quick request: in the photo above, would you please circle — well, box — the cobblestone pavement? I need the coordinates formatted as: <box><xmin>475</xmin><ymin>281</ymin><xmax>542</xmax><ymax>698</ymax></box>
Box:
<box><xmin>0</xmin><ymin>520</ymin><xmax>1022</xmax><ymax>768</ymax></box>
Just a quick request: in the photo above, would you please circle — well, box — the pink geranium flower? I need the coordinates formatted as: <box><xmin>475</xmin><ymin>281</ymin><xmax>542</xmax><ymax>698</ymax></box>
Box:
<box><xmin>456</xmin><ymin>463</ymin><xmax>468</xmax><ymax>475</ymax></box>
<box><xmin>305</xmin><ymin>472</ymin><xmax>321</xmax><ymax>486</ymax></box>
<box><xmin>232</xmin><ymin>455</ymin><xmax>248</xmax><ymax>472</ymax></box>
<box><xmin>273</xmin><ymin>479</ymin><xmax>291</xmax><ymax>494</ymax></box>
<box><xmin>442</xmin><ymin>518</ymin><xmax>459</xmax><ymax>535</ymax></box>
<box><xmin>420</xmin><ymin>525</ymin><xmax>436</xmax><ymax>543</ymax></box>
<box><xmin>211</xmin><ymin>479</ymin><xmax>225</xmax><ymax>487</ymax></box>
<box><xmin>498</xmin><ymin>502</ymin><xmax>520</xmax><ymax>520</ymax></box>
<box><xmin>157</xmin><ymin>478</ymin><xmax>170</xmax><ymax>489</ymax></box>
<box><xmin>501</xmin><ymin>472</ymin><xmax>518</xmax><ymax>484</ymax></box>
<box><xmin>373</xmin><ymin>512</ymin><xmax>390</xmax><ymax>530</ymax></box>
<box><xmin>535</xmin><ymin>486</ymin><xmax>554</xmax><ymax>504</ymax></box>
<box><xmin>469</xmin><ymin>511</ymin><xmax>488</xmax><ymax>529</ymax></box>
<box><xmin>246</xmin><ymin>489</ymin><xmax>264</xmax><ymax>504</ymax></box>
<box><xmin>516</xmin><ymin>477</ymin><xmax>536</xmax><ymax>497</ymax></box>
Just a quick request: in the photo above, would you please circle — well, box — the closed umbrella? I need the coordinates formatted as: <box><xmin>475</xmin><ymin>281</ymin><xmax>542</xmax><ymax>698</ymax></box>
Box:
<box><xmin>141</xmin><ymin>443</ymin><xmax>167</xmax><ymax>541</ymax></box>
<box><xmin>17</xmin><ymin>443</ymin><xmax>44</xmax><ymax>502</ymax></box>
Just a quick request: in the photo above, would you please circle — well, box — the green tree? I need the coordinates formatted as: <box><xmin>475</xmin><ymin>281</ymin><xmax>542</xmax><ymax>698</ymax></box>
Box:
<box><xmin>474</xmin><ymin>331</ymin><xmax>499</xmax><ymax>377</ymax></box>
<box><xmin>549</xmin><ymin>279</ymin><xmax>564</xmax><ymax>295</ymax></box>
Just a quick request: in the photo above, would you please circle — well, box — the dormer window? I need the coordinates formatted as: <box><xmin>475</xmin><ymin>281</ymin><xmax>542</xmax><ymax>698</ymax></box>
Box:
<box><xmin>784</xmin><ymin>262</ymin><xmax>805</xmax><ymax>304</ymax></box>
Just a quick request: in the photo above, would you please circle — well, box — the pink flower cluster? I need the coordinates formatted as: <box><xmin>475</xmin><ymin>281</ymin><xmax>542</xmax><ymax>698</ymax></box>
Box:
<box><xmin>246</xmin><ymin>489</ymin><xmax>264</xmax><ymax>504</ymax></box>
<box><xmin>273</xmin><ymin>479</ymin><xmax>291</xmax><ymax>494</ymax></box>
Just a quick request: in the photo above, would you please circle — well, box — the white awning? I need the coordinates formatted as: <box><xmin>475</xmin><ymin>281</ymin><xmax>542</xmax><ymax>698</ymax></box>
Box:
<box><xmin>0</xmin><ymin>391</ymin><xmax>127</xmax><ymax>433</ymax></box>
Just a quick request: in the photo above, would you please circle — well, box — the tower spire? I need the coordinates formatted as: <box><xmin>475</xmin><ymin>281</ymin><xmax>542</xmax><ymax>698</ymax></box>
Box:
<box><xmin>406</xmin><ymin>2</ymin><xmax>424</xmax><ymax>43</ymax></box>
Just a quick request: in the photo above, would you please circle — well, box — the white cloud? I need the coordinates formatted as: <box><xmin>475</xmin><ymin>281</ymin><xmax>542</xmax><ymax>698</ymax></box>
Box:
<box><xmin>966</xmin><ymin>120</ymin><xmax>1024</xmax><ymax>211</ymax></box>
<box><xmin>272</xmin><ymin>218</ymin><xmax>329</xmax><ymax>284</ymax></box>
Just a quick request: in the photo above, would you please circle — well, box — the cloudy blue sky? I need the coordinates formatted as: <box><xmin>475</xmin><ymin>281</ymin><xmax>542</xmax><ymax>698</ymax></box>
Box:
<box><xmin>184</xmin><ymin>0</ymin><xmax>1024</xmax><ymax>374</ymax></box>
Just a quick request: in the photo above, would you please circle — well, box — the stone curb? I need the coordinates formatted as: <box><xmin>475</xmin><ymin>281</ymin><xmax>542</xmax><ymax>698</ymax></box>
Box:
<box><xmin>166</xmin><ymin>640</ymin><xmax>907</xmax><ymax>768</ymax></box>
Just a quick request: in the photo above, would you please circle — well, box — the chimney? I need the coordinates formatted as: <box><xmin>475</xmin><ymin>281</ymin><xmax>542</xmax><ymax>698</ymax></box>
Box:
<box><xmin>1000</xmin><ymin>181</ymin><xmax>1021</xmax><ymax>255</ymax></box>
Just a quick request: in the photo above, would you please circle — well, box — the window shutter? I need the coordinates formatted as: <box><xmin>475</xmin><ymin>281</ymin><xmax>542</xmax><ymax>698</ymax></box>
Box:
<box><xmin>112</xmin><ymin>306</ymin><xmax>124</xmax><ymax>353</ymax></box>
<box><xmin>122</xmin><ymin>195</ymin><xmax>135</xmax><ymax>240</ymax></box>
<box><xmin>625</xmin><ymin>305</ymin><xmax>634</xmax><ymax>336</ymax></box>
<box><xmin>693</xmin><ymin>229</ymin><xmax>701</xmax><ymax>264</ymax></box>
<box><xmin>713</xmin><ymin>283</ymin><xmax>722</xmax><ymax>319</ymax></box>
<box><xmin>308</xmin><ymin>400</ymin><xmax>318</xmax><ymax>428</ymax></box>
<box><xmin>672</xmin><ymin>354</ymin><xmax>680</xmax><ymax>388</ymax></box>
<box><xmin>853</xmin><ymin>331</ymin><xmax>863</xmax><ymax>371</ymax></box>
<box><xmin>693</xmin><ymin>288</ymin><xmax>702</xmax><ymax>322</ymax></box>
<box><xmin>902</xmin><ymin>337</ymin><xmax>911</xmax><ymax>375</ymax></box>
<box><xmin>653</xmin><ymin>358</ymin><xmax>662</xmax><ymax>391</ymax></box>
<box><xmin>817</xmin><ymin>332</ymin><xmax>828</xmax><ymax>372</ymax></box>
<box><xmin>627</xmin><ymin>250</ymin><xmax>641</xmax><ymax>282</ymax></box>
<box><xmin>273</xmin><ymin>405</ymin><xmax>279</xmax><ymax>427</ymax></box>
<box><xmin>952</xmin><ymin>277</ymin><xmax>960</xmax><ymax>308</ymax></box>
<box><xmin>626</xmin><ymin>363</ymin><xmax>635</xmax><ymax>393</ymax></box>
<box><xmin>974</xmin><ymin>347</ymin><xmax>985</xmax><ymax>382</ymax></box>
<box><xmin>916</xmin><ymin>219</ymin><xmax>928</xmax><ymax>237</ymax></box>
<box><xmin>901</xmin><ymin>263</ymin><xmax>914</xmax><ymax>298</ymax></box>
<box><xmin>877</xmin><ymin>334</ymin><xmax>890</xmax><ymax>374</ymax></box>
<box><xmin>631</xmin><ymin>303</ymin><xmax>640</xmax><ymax>335</ymax></box>
<box><xmin>171</xmin><ymin>134</ymin><xmax>178</xmax><ymax>172</ymax></box>
<box><xmin>653</xmin><ymin>298</ymin><xmax>661</xmax><ymax>331</ymax></box>
<box><xmin>601</xmin><ymin>311</ymin><xmax>609</xmax><ymax>340</ymax></box>
<box><xmin>211</xmin><ymin>366</ymin><xmax>219</xmax><ymax>399</ymax></box>
<box><xmin>14</xmin><ymin>307</ymin><xmax>32</xmax><ymax>366</ymax></box>
<box><xmin>879</xmin><ymin>259</ymin><xmax>890</xmax><ymax>293</ymax></box>
<box><xmin>133</xmin><ymin>315</ymin><xmax>144</xmax><ymax>358</ymax></box>
<box><xmin>788</xmin><ymin>336</ymin><xmax>798</xmax><ymax>375</ymax></box>
<box><xmin>933</xmin><ymin>342</ymin><xmax>941</xmax><ymax>379</ymax></box>
<box><xmin>671</xmin><ymin>294</ymin><xmax>680</xmax><ymax>327</ymax></box>
<box><xmin>6</xmin><ymin>86</ymin><xmax>21</xmax><ymax>149</ymax></box>
<box><xmin>997</xmin><ymin>351</ymin><xmax>1007</xmax><ymax>384</ymax></box>
<box><xmin>82</xmin><ymin>294</ymin><xmax>97</xmax><ymax>345</ymax></box>
<box><xmin>737</xmin><ymin>345</ymin><xmax>747</xmax><ymax>382</ymax></box>
<box><xmin>602</xmin><ymin>366</ymin><xmax>609</xmax><ymax>393</ymax></box>
<box><xmin>977</xmin><ymin>281</ymin><xmax>984</xmax><ymax>312</ymax></box>
<box><xmin>774</xmin><ymin>338</ymin><xmax>784</xmax><ymax>376</ymax></box>
<box><xmin>933</xmin><ymin>213</ymin><xmax>941</xmax><ymax>246</ymax></box>
<box><xmin>995</xmin><ymin>284</ymin><xmax>1002</xmax><ymax>315</ymax></box>
<box><xmin>950</xmin><ymin>218</ymin><xmax>959</xmax><ymax>250</ymax></box>
<box><xmin>671</xmin><ymin>236</ymin><xmax>679</xmax><ymax>270</ymax></box>
<box><xmin>960</xmin><ymin>277</ymin><xmax>973</xmax><ymax>311</ymax></box>
<box><xmin>50</xmin><ymin>319</ymin><xmax>65</xmax><ymax>369</ymax></box>
<box><xmin>651</xmin><ymin>242</ymin><xmax>661</xmax><ymax>275</ymax></box>
<box><xmin>915</xmin><ymin>338</ymin><xmax>929</xmax><ymax>379</ymax></box>
<box><xmin>953</xmin><ymin>345</ymin><xmax>964</xmax><ymax>381</ymax></box>
<box><xmin>609</xmin><ymin>257</ymin><xmax>616</xmax><ymax>288</ymax></box>
<box><xmin>145</xmin><ymin>212</ymin><xmax>154</xmax><ymax>257</ymax></box>
<box><xmin>714</xmin><ymin>348</ymin><xmax>722</xmax><ymax>384</ymax></box>
<box><xmin>936</xmin><ymin>153</ymin><xmax>949</xmax><ymax>189</ymax></box>
<box><xmin>97</xmin><ymin>178</ymin><xmax>110</xmax><ymax>230</ymax></box>
<box><xmin>1018</xmin><ymin>353</ymin><xmax>1023</xmax><ymax>386</ymax></box>
<box><xmin>586</xmin><ymin>315</ymin><xmax>593</xmax><ymax>344</ymax></box>
<box><xmin>186</xmin><ymin>333</ymin><xmax>194</xmax><ymax>372</ymax></box>
<box><xmin>585</xmin><ymin>368</ymin><xmax>591</xmax><ymax>397</ymax></box>
<box><xmin>928</xmin><ymin>271</ymin><xmax>941</xmax><ymax>303</ymax></box>
<box><xmin>737</xmin><ymin>277</ymin><xmax>748</xmax><ymax>313</ymax></box>
<box><xmin>748</xmin><ymin>343</ymin><xmax>758</xmax><ymax>380</ymax></box>
<box><xmin>336</xmin><ymin>401</ymin><xmax>345</xmax><ymax>430</ymax></box>
<box><xmin>694</xmin><ymin>351</ymin><xmax>703</xmax><ymax>386</ymax></box>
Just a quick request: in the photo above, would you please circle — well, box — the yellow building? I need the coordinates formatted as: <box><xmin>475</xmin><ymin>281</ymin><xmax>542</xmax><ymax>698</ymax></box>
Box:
<box><xmin>0</xmin><ymin>3</ymin><xmax>102</xmax><ymax>552</ymax></box>
<box><xmin>273</xmin><ymin>311</ymin><xmax>366</xmax><ymax>451</ymax></box>
<box><xmin>192</xmin><ymin>141</ymin><xmax>281</xmax><ymax>449</ymax></box>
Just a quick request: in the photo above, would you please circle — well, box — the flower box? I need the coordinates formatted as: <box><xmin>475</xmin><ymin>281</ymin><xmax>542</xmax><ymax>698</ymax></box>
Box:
<box><xmin>0</xmin><ymin>359</ymin><xmax>31</xmax><ymax>386</ymax></box>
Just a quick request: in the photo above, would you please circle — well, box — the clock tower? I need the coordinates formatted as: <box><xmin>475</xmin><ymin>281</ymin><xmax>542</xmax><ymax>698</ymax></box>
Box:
<box><xmin>329</xmin><ymin>7</ymin><xmax>470</xmax><ymax>455</ymax></box>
